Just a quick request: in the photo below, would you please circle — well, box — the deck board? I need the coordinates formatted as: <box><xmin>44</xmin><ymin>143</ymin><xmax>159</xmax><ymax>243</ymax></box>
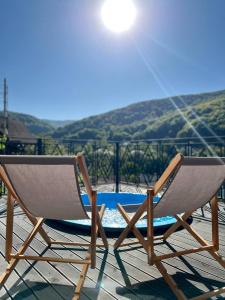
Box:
<box><xmin>9</xmin><ymin>210</ymin><xmax>145</xmax><ymax>300</ymax></box>
<box><xmin>0</xmin><ymin>199</ymin><xmax>225</xmax><ymax>299</ymax></box>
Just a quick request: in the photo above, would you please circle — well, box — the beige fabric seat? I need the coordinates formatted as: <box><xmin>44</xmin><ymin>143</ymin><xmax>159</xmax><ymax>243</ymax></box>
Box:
<box><xmin>114</xmin><ymin>153</ymin><xmax>225</xmax><ymax>300</ymax></box>
<box><xmin>0</xmin><ymin>154</ymin><xmax>108</xmax><ymax>300</ymax></box>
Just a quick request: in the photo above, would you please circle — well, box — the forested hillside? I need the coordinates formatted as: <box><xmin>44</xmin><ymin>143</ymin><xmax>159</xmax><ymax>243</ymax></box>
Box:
<box><xmin>52</xmin><ymin>89</ymin><xmax>225</xmax><ymax>140</ymax></box>
<box><xmin>2</xmin><ymin>89</ymin><xmax>224</xmax><ymax>141</ymax></box>
<box><xmin>41</xmin><ymin>119</ymin><xmax>74</xmax><ymax>129</ymax></box>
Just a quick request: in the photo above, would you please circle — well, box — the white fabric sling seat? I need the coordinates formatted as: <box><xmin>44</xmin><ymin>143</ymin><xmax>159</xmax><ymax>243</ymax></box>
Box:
<box><xmin>114</xmin><ymin>153</ymin><xmax>225</xmax><ymax>300</ymax></box>
<box><xmin>0</xmin><ymin>154</ymin><xmax>108</xmax><ymax>300</ymax></box>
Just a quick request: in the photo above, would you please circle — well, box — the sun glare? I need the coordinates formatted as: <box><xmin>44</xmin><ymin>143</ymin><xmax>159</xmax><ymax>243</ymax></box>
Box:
<box><xmin>101</xmin><ymin>0</ymin><xmax>137</xmax><ymax>33</ymax></box>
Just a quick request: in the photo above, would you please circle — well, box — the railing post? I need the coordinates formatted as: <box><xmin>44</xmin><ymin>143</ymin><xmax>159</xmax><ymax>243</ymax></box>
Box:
<box><xmin>187</xmin><ymin>140</ymin><xmax>191</xmax><ymax>156</ymax></box>
<box><xmin>37</xmin><ymin>138</ymin><xmax>43</xmax><ymax>155</ymax></box>
<box><xmin>115</xmin><ymin>142</ymin><xmax>120</xmax><ymax>193</ymax></box>
<box><xmin>157</xmin><ymin>141</ymin><xmax>162</xmax><ymax>180</ymax></box>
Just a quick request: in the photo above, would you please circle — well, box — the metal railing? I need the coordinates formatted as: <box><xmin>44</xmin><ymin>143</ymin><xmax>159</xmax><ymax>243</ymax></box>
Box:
<box><xmin>1</xmin><ymin>135</ymin><xmax>225</xmax><ymax>199</ymax></box>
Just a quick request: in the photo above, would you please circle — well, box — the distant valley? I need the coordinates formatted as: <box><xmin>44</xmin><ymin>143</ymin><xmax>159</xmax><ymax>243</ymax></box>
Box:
<box><xmin>41</xmin><ymin>119</ymin><xmax>75</xmax><ymax>129</ymax></box>
<box><xmin>1</xmin><ymin>89</ymin><xmax>225</xmax><ymax>141</ymax></box>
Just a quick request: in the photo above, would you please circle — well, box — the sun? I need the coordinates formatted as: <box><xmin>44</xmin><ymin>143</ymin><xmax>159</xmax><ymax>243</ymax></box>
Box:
<box><xmin>101</xmin><ymin>0</ymin><xmax>137</xmax><ymax>33</ymax></box>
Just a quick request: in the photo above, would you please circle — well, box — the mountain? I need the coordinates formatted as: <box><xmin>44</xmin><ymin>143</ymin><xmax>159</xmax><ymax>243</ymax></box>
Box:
<box><xmin>2</xmin><ymin>89</ymin><xmax>225</xmax><ymax>141</ymax></box>
<box><xmin>42</xmin><ymin>119</ymin><xmax>75</xmax><ymax>129</ymax></box>
<box><xmin>52</xmin><ymin>89</ymin><xmax>225</xmax><ymax>141</ymax></box>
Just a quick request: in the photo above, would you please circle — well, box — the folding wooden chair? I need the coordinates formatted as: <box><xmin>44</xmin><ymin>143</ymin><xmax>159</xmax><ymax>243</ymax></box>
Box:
<box><xmin>0</xmin><ymin>154</ymin><xmax>108</xmax><ymax>300</ymax></box>
<box><xmin>114</xmin><ymin>153</ymin><xmax>225</xmax><ymax>300</ymax></box>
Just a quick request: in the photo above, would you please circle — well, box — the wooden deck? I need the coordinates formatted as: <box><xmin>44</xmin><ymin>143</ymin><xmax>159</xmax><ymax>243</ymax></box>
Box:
<box><xmin>0</xmin><ymin>196</ymin><xmax>225</xmax><ymax>300</ymax></box>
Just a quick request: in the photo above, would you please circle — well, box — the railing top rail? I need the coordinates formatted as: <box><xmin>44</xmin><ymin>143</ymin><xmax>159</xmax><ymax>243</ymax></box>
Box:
<box><xmin>4</xmin><ymin>135</ymin><xmax>225</xmax><ymax>145</ymax></box>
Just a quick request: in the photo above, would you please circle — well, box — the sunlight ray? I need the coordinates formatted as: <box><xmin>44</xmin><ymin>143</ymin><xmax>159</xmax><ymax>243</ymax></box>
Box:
<box><xmin>174</xmin><ymin>94</ymin><xmax>225</xmax><ymax>145</ymax></box>
<box><xmin>143</xmin><ymin>51</ymin><xmax>225</xmax><ymax>146</ymax></box>
<box><xmin>141</xmin><ymin>32</ymin><xmax>225</xmax><ymax>83</ymax></box>
<box><xmin>147</xmin><ymin>35</ymin><xmax>208</xmax><ymax>72</ymax></box>
<box><xmin>132</xmin><ymin>39</ymin><xmax>224</xmax><ymax>161</ymax></box>
<box><xmin>139</xmin><ymin>34</ymin><xmax>225</xmax><ymax>127</ymax></box>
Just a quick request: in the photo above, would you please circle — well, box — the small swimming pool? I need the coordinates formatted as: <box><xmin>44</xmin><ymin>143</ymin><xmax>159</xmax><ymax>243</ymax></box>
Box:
<box><xmin>61</xmin><ymin>192</ymin><xmax>178</xmax><ymax>232</ymax></box>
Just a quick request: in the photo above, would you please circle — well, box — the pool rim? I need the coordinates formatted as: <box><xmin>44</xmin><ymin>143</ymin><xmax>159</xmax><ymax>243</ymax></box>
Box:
<box><xmin>55</xmin><ymin>192</ymin><xmax>187</xmax><ymax>232</ymax></box>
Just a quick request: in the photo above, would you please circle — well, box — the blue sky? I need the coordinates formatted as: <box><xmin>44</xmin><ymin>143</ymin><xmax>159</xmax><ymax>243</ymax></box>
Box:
<box><xmin>0</xmin><ymin>0</ymin><xmax>225</xmax><ymax>120</ymax></box>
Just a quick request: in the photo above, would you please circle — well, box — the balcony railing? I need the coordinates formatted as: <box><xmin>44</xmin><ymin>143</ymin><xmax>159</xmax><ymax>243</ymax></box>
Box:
<box><xmin>1</xmin><ymin>136</ymin><xmax>225</xmax><ymax>200</ymax></box>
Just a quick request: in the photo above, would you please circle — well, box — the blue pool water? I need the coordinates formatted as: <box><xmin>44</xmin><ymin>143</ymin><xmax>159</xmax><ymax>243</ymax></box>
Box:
<box><xmin>62</xmin><ymin>192</ymin><xmax>177</xmax><ymax>231</ymax></box>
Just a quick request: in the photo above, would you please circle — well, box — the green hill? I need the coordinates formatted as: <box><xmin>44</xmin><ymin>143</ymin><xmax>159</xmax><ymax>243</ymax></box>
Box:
<box><xmin>52</xmin><ymin>89</ymin><xmax>225</xmax><ymax>141</ymax></box>
<box><xmin>2</xmin><ymin>89</ymin><xmax>225</xmax><ymax>141</ymax></box>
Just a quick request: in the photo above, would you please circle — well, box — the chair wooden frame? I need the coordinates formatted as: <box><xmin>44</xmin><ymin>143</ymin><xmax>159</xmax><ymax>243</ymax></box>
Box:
<box><xmin>0</xmin><ymin>154</ymin><xmax>108</xmax><ymax>300</ymax></box>
<box><xmin>114</xmin><ymin>153</ymin><xmax>225</xmax><ymax>300</ymax></box>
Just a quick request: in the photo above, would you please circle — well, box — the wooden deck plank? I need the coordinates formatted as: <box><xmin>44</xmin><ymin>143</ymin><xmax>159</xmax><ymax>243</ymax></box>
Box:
<box><xmin>109</xmin><ymin>222</ymin><xmax>225</xmax><ymax>299</ymax></box>
<box><xmin>23</xmin><ymin>216</ymin><xmax>225</xmax><ymax>299</ymax></box>
<box><xmin>37</xmin><ymin>232</ymin><xmax>175</xmax><ymax>300</ymax></box>
<box><xmin>191</xmin><ymin>221</ymin><xmax>225</xmax><ymax>244</ymax></box>
<box><xmin>11</xmin><ymin>207</ymin><xmax>178</xmax><ymax>299</ymax></box>
<box><xmin>113</xmin><ymin>243</ymin><xmax>219</xmax><ymax>297</ymax></box>
<box><xmin>1</xmin><ymin>209</ymin><xmax>134</xmax><ymax>300</ymax></box>
<box><xmin>0</xmin><ymin>227</ymin><xmax>80</xmax><ymax>300</ymax></box>
<box><xmin>11</xmin><ymin>212</ymin><xmax>143</xmax><ymax>300</ymax></box>
<box><xmin>0</xmin><ymin>235</ymin><xmax>56</xmax><ymax>300</ymax></box>
<box><xmin>0</xmin><ymin>219</ymin><xmax>111</xmax><ymax>300</ymax></box>
<box><xmin>164</xmin><ymin>240</ymin><xmax>225</xmax><ymax>280</ymax></box>
<box><xmin>0</xmin><ymin>199</ymin><xmax>225</xmax><ymax>299</ymax></box>
<box><xmin>12</xmin><ymin>212</ymin><xmax>225</xmax><ymax>296</ymax></box>
<box><xmin>123</xmin><ymin>229</ymin><xmax>225</xmax><ymax>279</ymax></box>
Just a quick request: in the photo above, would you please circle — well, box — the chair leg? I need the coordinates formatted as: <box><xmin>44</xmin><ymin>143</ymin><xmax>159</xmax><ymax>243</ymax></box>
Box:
<box><xmin>90</xmin><ymin>207</ymin><xmax>109</xmax><ymax>269</ymax></box>
<box><xmin>20</xmin><ymin>204</ymin><xmax>51</xmax><ymax>246</ymax></box>
<box><xmin>147</xmin><ymin>189</ymin><xmax>155</xmax><ymax>265</ymax></box>
<box><xmin>0</xmin><ymin>218</ymin><xmax>44</xmax><ymax>288</ymax></box>
<box><xmin>211</xmin><ymin>196</ymin><xmax>219</xmax><ymax>251</ymax></box>
<box><xmin>209</xmin><ymin>249</ymin><xmax>225</xmax><ymax>268</ymax></box>
<box><xmin>0</xmin><ymin>257</ymin><xmax>18</xmax><ymax>288</ymax></box>
<box><xmin>72</xmin><ymin>253</ymin><xmax>90</xmax><ymax>300</ymax></box>
<box><xmin>97</xmin><ymin>217</ymin><xmax>108</xmax><ymax>249</ymax></box>
<box><xmin>5</xmin><ymin>193</ymin><xmax>14</xmax><ymax>262</ymax></box>
<box><xmin>163</xmin><ymin>211</ymin><xmax>193</xmax><ymax>241</ymax></box>
<box><xmin>27</xmin><ymin>214</ymin><xmax>51</xmax><ymax>246</ymax></box>
<box><xmin>114</xmin><ymin>224</ymin><xmax>132</xmax><ymax>249</ymax></box>
<box><xmin>175</xmin><ymin>215</ymin><xmax>225</xmax><ymax>268</ymax></box>
<box><xmin>154</xmin><ymin>210</ymin><xmax>225</xmax><ymax>299</ymax></box>
<box><xmin>97</xmin><ymin>205</ymin><xmax>108</xmax><ymax>249</ymax></box>
<box><xmin>91</xmin><ymin>208</ymin><xmax>97</xmax><ymax>269</ymax></box>
<box><xmin>114</xmin><ymin>202</ymin><xmax>148</xmax><ymax>250</ymax></box>
<box><xmin>119</xmin><ymin>204</ymin><xmax>147</xmax><ymax>250</ymax></box>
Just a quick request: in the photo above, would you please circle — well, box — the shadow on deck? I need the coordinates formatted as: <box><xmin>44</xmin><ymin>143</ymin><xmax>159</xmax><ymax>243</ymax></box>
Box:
<box><xmin>0</xmin><ymin>194</ymin><xmax>225</xmax><ymax>300</ymax></box>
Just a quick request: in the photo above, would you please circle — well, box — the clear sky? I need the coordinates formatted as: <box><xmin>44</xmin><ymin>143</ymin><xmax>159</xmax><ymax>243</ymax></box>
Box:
<box><xmin>0</xmin><ymin>0</ymin><xmax>225</xmax><ymax>120</ymax></box>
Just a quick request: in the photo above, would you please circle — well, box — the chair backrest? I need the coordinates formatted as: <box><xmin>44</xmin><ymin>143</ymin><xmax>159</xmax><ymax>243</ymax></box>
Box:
<box><xmin>0</xmin><ymin>155</ymin><xmax>89</xmax><ymax>220</ymax></box>
<box><xmin>154</xmin><ymin>156</ymin><xmax>225</xmax><ymax>218</ymax></box>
